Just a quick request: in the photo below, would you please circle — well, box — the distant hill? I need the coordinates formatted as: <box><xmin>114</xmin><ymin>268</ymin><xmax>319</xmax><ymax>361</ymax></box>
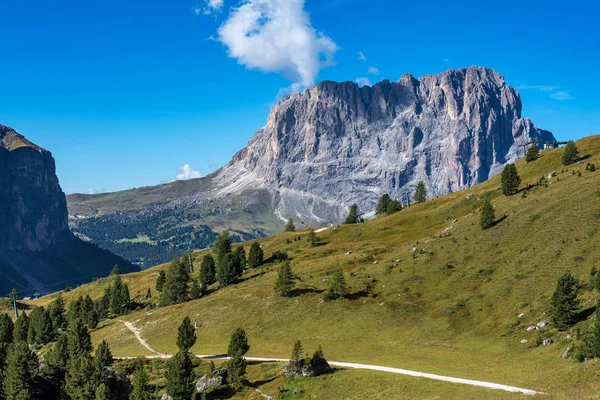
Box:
<box><xmin>0</xmin><ymin>124</ymin><xmax>137</xmax><ymax>295</ymax></box>
<box><xmin>67</xmin><ymin>66</ymin><xmax>554</xmax><ymax>268</ymax></box>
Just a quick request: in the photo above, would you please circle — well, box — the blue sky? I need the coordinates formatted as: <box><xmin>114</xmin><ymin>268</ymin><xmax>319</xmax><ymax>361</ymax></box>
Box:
<box><xmin>1</xmin><ymin>0</ymin><xmax>598</xmax><ymax>194</ymax></box>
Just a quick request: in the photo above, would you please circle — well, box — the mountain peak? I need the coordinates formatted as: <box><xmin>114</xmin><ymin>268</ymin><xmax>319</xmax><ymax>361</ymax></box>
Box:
<box><xmin>0</xmin><ymin>124</ymin><xmax>45</xmax><ymax>152</ymax></box>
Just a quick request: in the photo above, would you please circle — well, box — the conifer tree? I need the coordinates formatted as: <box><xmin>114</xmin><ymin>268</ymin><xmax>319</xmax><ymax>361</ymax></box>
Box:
<box><xmin>216</xmin><ymin>253</ymin><xmax>239</xmax><ymax>287</ymax></box>
<box><xmin>0</xmin><ymin>313</ymin><xmax>14</xmax><ymax>344</ymax></box>
<box><xmin>109</xmin><ymin>276</ymin><xmax>131</xmax><ymax>316</ymax></box>
<box><xmin>308</xmin><ymin>345</ymin><xmax>330</xmax><ymax>376</ymax></box>
<box><xmin>68</xmin><ymin>318</ymin><xmax>93</xmax><ymax>357</ymax></box>
<box><xmin>83</xmin><ymin>294</ymin><xmax>99</xmax><ymax>328</ymax></box>
<box><xmin>284</xmin><ymin>218</ymin><xmax>296</xmax><ymax>232</ymax></box>
<box><xmin>27</xmin><ymin>306</ymin><xmax>54</xmax><ymax>344</ymax></box>
<box><xmin>227</xmin><ymin>328</ymin><xmax>250</xmax><ymax>358</ymax></box>
<box><xmin>550</xmin><ymin>271</ymin><xmax>581</xmax><ymax>331</ymax></box>
<box><xmin>161</xmin><ymin>257</ymin><xmax>190</xmax><ymax>306</ymax></box>
<box><xmin>130</xmin><ymin>364</ymin><xmax>154</xmax><ymax>400</ymax></box>
<box><xmin>275</xmin><ymin>261</ymin><xmax>295</xmax><ymax>297</ymax></box>
<box><xmin>13</xmin><ymin>312</ymin><xmax>29</xmax><ymax>343</ymax></box>
<box><xmin>66</xmin><ymin>296</ymin><xmax>83</xmax><ymax>326</ymax></box>
<box><xmin>582</xmin><ymin>301</ymin><xmax>600</xmax><ymax>358</ymax></box>
<box><xmin>95</xmin><ymin>383</ymin><xmax>111</xmax><ymax>400</ymax></box>
<box><xmin>501</xmin><ymin>164</ymin><xmax>521</xmax><ymax>196</ymax></box>
<box><xmin>200</xmin><ymin>254</ymin><xmax>216</xmax><ymax>289</ymax></box>
<box><xmin>227</xmin><ymin>353</ymin><xmax>247</xmax><ymax>386</ymax></box>
<box><xmin>344</xmin><ymin>204</ymin><xmax>361</xmax><ymax>224</ymax></box>
<box><xmin>176</xmin><ymin>317</ymin><xmax>197</xmax><ymax>352</ymax></box>
<box><xmin>214</xmin><ymin>230</ymin><xmax>232</xmax><ymax>263</ymax></box>
<box><xmin>562</xmin><ymin>140</ymin><xmax>579</xmax><ymax>165</ymax></box>
<box><xmin>386</xmin><ymin>200</ymin><xmax>401</xmax><ymax>215</ymax></box>
<box><xmin>44</xmin><ymin>333</ymin><xmax>70</xmax><ymax>378</ymax></box>
<box><xmin>414</xmin><ymin>181</ymin><xmax>427</xmax><ymax>203</ymax></box>
<box><xmin>233</xmin><ymin>246</ymin><xmax>246</xmax><ymax>272</ymax></box>
<box><xmin>525</xmin><ymin>144</ymin><xmax>539</xmax><ymax>162</ymax></box>
<box><xmin>308</xmin><ymin>228</ymin><xmax>318</xmax><ymax>246</ymax></box>
<box><xmin>95</xmin><ymin>340</ymin><xmax>113</xmax><ymax>381</ymax></box>
<box><xmin>590</xmin><ymin>164</ymin><xmax>597</xmax><ymax>172</ymax></box>
<box><xmin>291</xmin><ymin>339</ymin><xmax>303</xmax><ymax>362</ymax></box>
<box><xmin>375</xmin><ymin>194</ymin><xmax>391</xmax><ymax>215</ymax></box>
<box><xmin>65</xmin><ymin>354</ymin><xmax>99</xmax><ymax>400</ymax></box>
<box><xmin>4</xmin><ymin>341</ymin><xmax>39</xmax><ymax>400</ymax></box>
<box><xmin>110</xmin><ymin>264</ymin><xmax>121</xmax><ymax>276</ymax></box>
<box><xmin>479</xmin><ymin>199</ymin><xmax>495</xmax><ymax>230</ymax></box>
<box><xmin>48</xmin><ymin>294</ymin><xmax>66</xmax><ymax>332</ymax></box>
<box><xmin>247</xmin><ymin>243</ymin><xmax>264</xmax><ymax>269</ymax></box>
<box><xmin>155</xmin><ymin>271</ymin><xmax>166</xmax><ymax>293</ymax></box>
<box><xmin>165</xmin><ymin>350</ymin><xmax>195</xmax><ymax>400</ymax></box>
<box><xmin>324</xmin><ymin>268</ymin><xmax>349</xmax><ymax>300</ymax></box>
<box><xmin>189</xmin><ymin>279</ymin><xmax>202</xmax><ymax>300</ymax></box>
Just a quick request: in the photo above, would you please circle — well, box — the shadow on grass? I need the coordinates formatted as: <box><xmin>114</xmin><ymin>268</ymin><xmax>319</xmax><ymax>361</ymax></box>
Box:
<box><xmin>578</xmin><ymin>305</ymin><xmax>596</xmax><ymax>322</ymax></box>
<box><xmin>290</xmin><ymin>287</ymin><xmax>325</xmax><ymax>297</ymax></box>
<box><xmin>249</xmin><ymin>376</ymin><xmax>278</xmax><ymax>388</ymax></box>
<box><xmin>578</xmin><ymin>154</ymin><xmax>592</xmax><ymax>162</ymax></box>
<box><xmin>489</xmin><ymin>215</ymin><xmax>508</xmax><ymax>228</ymax></box>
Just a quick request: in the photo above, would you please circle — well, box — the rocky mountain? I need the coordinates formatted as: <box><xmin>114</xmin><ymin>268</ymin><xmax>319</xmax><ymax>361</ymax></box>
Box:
<box><xmin>68</xmin><ymin>66</ymin><xmax>554</xmax><ymax>267</ymax></box>
<box><xmin>0</xmin><ymin>125</ymin><xmax>136</xmax><ymax>295</ymax></box>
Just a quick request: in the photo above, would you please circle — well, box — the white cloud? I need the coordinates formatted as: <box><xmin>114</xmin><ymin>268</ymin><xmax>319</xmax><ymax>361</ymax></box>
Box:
<box><xmin>517</xmin><ymin>84</ymin><xmax>559</xmax><ymax>92</ymax></box>
<box><xmin>355</xmin><ymin>77</ymin><xmax>372</xmax><ymax>87</ymax></box>
<box><xmin>550</xmin><ymin>90</ymin><xmax>573</xmax><ymax>100</ymax></box>
<box><xmin>442</xmin><ymin>58</ymin><xmax>449</xmax><ymax>63</ymax></box>
<box><xmin>367</xmin><ymin>66</ymin><xmax>379</xmax><ymax>75</ymax></box>
<box><xmin>194</xmin><ymin>0</ymin><xmax>224</xmax><ymax>16</ymax></box>
<box><xmin>216</xmin><ymin>0</ymin><xmax>339</xmax><ymax>91</ymax></box>
<box><xmin>87</xmin><ymin>188</ymin><xmax>95</xmax><ymax>195</ymax></box>
<box><xmin>176</xmin><ymin>164</ymin><xmax>203</xmax><ymax>180</ymax></box>
<box><xmin>357</xmin><ymin>51</ymin><xmax>367</xmax><ymax>61</ymax></box>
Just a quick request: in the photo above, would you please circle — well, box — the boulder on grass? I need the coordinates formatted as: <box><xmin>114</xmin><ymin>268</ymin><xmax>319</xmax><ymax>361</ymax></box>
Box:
<box><xmin>196</xmin><ymin>369</ymin><xmax>228</xmax><ymax>393</ymax></box>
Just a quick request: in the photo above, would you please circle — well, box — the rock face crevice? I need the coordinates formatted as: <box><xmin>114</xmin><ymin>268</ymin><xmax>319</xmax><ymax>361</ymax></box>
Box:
<box><xmin>215</xmin><ymin>67</ymin><xmax>554</xmax><ymax>218</ymax></box>
<box><xmin>0</xmin><ymin>125</ymin><xmax>135</xmax><ymax>294</ymax></box>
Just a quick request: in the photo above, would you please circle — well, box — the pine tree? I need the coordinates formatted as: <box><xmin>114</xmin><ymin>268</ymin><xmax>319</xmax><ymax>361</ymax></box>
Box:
<box><xmin>582</xmin><ymin>302</ymin><xmax>600</xmax><ymax>358</ymax></box>
<box><xmin>550</xmin><ymin>271</ymin><xmax>581</xmax><ymax>331</ymax></box>
<box><xmin>189</xmin><ymin>279</ymin><xmax>202</xmax><ymax>300</ymax></box>
<box><xmin>414</xmin><ymin>181</ymin><xmax>427</xmax><ymax>203</ymax></box>
<box><xmin>161</xmin><ymin>257</ymin><xmax>190</xmax><ymax>306</ymax></box>
<box><xmin>48</xmin><ymin>294</ymin><xmax>66</xmax><ymax>332</ymax></box>
<box><xmin>199</xmin><ymin>254</ymin><xmax>216</xmax><ymax>290</ymax></box>
<box><xmin>216</xmin><ymin>253</ymin><xmax>238</xmax><ymax>287</ymax></box>
<box><xmin>13</xmin><ymin>312</ymin><xmax>29</xmax><ymax>343</ymax></box>
<box><xmin>110</xmin><ymin>264</ymin><xmax>121</xmax><ymax>276</ymax></box>
<box><xmin>213</xmin><ymin>230</ymin><xmax>232</xmax><ymax>263</ymax></box>
<box><xmin>130</xmin><ymin>364</ymin><xmax>154</xmax><ymax>400</ymax></box>
<box><xmin>0</xmin><ymin>313</ymin><xmax>14</xmax><ymax>344</ymax></box>
<box><xmin>4</xmin><ymin>341</ymin><xmax>39</xmax><ymax>400</ymax></box>
<box><xmin>227</xmin><ymin>328</ymin><xmax>250</xmax><ymax>357</ymax></box>
<box><xmin>247</xmin><ymin>243</ymin><xmax>264</xmax><ymax>269</ymax></box>
<box><xmin>155</xmin><ymin>271</ymin><xmax>166</xmax><ymax>293</ymax></box>
<box><xmin>525</xmin><ymin>144</ymin><xmax>540</xmax><ymax>162</ymax></box>
<box><xmin>227</xmin><ymin>353</ymin><xmax>247</xmax><ymax>386</ymax></box>
<box><xmin>66</xmin><ymin>296</ymin><xmax>83</xmax><ymax>326</ymax></box>
<box><xmin>291</xmin><ymin>339</ymin><xmax>303</xmax><ymax>362</ymax></box>
<box><xmin>308</xmin><ymin>345</ymin><xmax>330</xmax><ymax>376</ymax></box>
<box><xmin>501</xmin><ymin>164</ymin><xmax>521</xmax><ymax>196</ymax></box>
<box><xmin>68</xmin><ymin>318</ymin><xmax>93</xmax><ymax>357</ymax></box>
<box><xmin>83</xmin><ymin>294</ymin><xmax>99</xmax><ymax>328</ymax></box>
<box><xmin>324</xmin><ymin>268</ymin><xmax>348</xmax><ymax>300</ymax></box>
<box><xmin>284</xmin><ymin>218</ymin><xmax>296</xmax><ymax>232</ymax></box>
<box><xmin>95</xmin><ymin>340</ymin><xmax>113</xmax><ymax>381</ymax></box>
<box><xmin>375</xmin><ymin>194</ymin><xmax>391</xmax><ymax>215</ymax></box>
<box><xmin>562</xmin><ymin>140</ymin><xmax>579</xmax><ymax>165</ymax></box>
<box><xmin>233</xmin><ymin>246</ymin><xmax>246</xmax><ymax>271</ymax></box>
<box><xmin>386</xmin><ymin>200</ymin><xmax>401</xmax><ymax>215</ymax></box>
<box><xmin>177</xmin><ymin>317</ymin><xmax>197</xmax><ymax>352</ymax></box>
<box><xmin>165</xmin><ymin>350</ymin><xmax>195</xmax><ymax>400</ymax></box>
<box><xmin>275</xmin><ymin>261</ymin><xmax>295</xmax><ymax>297</ymax></box>
<box><xmin>308</xmin><ymin>228</ymin><xmax>318</xmax><ymax>246</ymax></box>
<box><xmin>65</xmin><ymin>354</ymin><xmax>99</xmax><ymax>400</ymax></box>
<box><xmin>479</xmin><ymin>199</ymin><xmax>495</xmax><ymax>230</ymax></box>
<box><xmin>109</xmin><ymin>276</ymin><xmax>131</xmax><ymax>316</ymax></box>
<box><xmin>590</xmin><ymin>164</ymin><xmax>597</xmax><ymax>172</ymax></box>
<box><xmin>344</xmin><ymin>204</ymin><xmax>361</xmax><ymax>224</ymax></box>
<box><xmin>27</xmin><ymin>306</ymin><xmax>54</xmax><ymax>344</ymax></box>
<box><xmin>44</xmin><ymin>333</ymin><xmax>70</xmax><ymax>377</ymax></box>
<box><xmin>95</xmin><ymin>383</ymin><xmax>111</xmax><ymax>400</ymax></box>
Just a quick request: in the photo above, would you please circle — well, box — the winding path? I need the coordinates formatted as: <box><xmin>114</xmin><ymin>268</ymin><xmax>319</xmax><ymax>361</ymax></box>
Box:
<box><xmin>119</xmin><ymin>320</ymin><xmax>543</xmax><ymax>396</ymax></box>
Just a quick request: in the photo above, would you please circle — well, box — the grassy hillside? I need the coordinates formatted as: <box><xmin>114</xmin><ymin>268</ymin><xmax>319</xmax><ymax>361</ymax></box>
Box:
<box><xmin>26</xmin><ymin>135</ymin><xmax>600</xmax><ymax>399</ymax></box>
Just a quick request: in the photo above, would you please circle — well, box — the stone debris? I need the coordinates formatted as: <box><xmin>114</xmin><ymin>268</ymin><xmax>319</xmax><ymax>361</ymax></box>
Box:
<box><xmin>467</xmin><ymin>194</ymin><xmax>474</xmax><ymax>199</ymax></box>
<box><xmin>542</xmin><ymin>339</ymin><xmax>553</xmax><ymax>346</ymax></box>
<box><xmin>526</xmin><ymin>326</ymin><xmax>537</xmax><ymax>331</ymax></box>
<box><xmin>345</xmin><ymin>251</ymin><xmax>352</xmax><ymax>255</ymax></box>
<box><xmin>518</xmin><ymin>313</ymin><xmax>525</xmax><ymax>318</ymax></box>
<box><xmin>196</xmin><ymin>369</ymin><xmax>228</xmax><ymax>393</ymax></box>
<box><xmin>537</xmin><ymin>321</ymin><xmax>549</xmax><ymax>328</ymax></box>
<box><xmin>521</xmin><ymin>339</ymin><xmax>528</xmax><ymax>344</ymax></box>
<box><xmin>562</xmin><ymin>347</ymin><xmax>572</xmax><ymax>359</ymax></box>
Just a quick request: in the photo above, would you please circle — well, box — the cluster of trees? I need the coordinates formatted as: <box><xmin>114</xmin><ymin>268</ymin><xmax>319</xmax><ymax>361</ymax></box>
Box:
<box><xmin>0</xmin><ymin>298</ymin><xmax>121</xmax><ymax>399</ymax></box>
<box><xmin>157</xmin><ymin>231</ymin><xmax>269</xmax><ymax>307</ymax></box>
<box><xmin>375</xmin><ymin>194</ymin><xmax>402</xmax><ymax>216</ymax></box>
<box><xmin>525</xmin><ymin>144</ymin><xmax>540</xmax><ymax>162</ymax></box>
<box><xmin>287</xmin><ymin>340</ymin><xmax>331</xmax><ymax>377</ymax></box>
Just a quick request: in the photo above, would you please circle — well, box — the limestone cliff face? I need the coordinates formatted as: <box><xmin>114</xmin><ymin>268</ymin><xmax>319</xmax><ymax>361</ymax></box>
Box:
<box><xmin>215</xmin><ymin>67</ymin><xmax>554</xmax><ymax>218</ymax></box>
<box><xmin>0</xmin><ymin>125</ymin><xmax>135</xmax><ymax>294</ymax></box>
<box><xmin>0</xmin><ymin>125</ymin><xmax>69</xmax><ymax>251</ymax></box>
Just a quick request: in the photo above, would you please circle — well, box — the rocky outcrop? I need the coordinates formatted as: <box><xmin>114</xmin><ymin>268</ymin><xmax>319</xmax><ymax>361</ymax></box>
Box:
<box><xmin>214</xmin><ymin>66</ymin><xmax>554</xmax><ymax>220</ymax></box>
<box><xmin>196</xmin><ymin>369</ymin><xmax>228</xmax><ymax>393</ymax></box>
<box><xmin>0</xmin><ymin>125</ymin><xmax>135</xmax><ymax>294</ymax></box>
